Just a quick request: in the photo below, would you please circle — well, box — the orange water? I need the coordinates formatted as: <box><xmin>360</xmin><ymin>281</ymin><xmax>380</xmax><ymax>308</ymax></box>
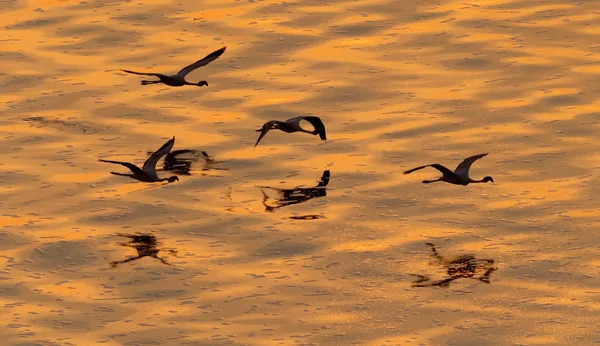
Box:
<box><xmin>1</xmin><ymin>0</ymin><xmax>599</xmax><ymax>345</ymax></box>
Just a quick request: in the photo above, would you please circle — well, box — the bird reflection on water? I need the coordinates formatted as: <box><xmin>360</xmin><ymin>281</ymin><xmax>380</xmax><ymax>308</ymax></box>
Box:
<box><xmin>148</xmin><ymin>149</ymin><xmax>227</xmax><ymax>175</ymax></box>
<box><xmin>110</xmin><ymin>233</ymin><xmax>177</xmax><ymax>267</ymax></box>
<box><xmin>288</xmin><ymin>215</ymin><xmax>323</xmax><ymax>220</ymax></box>
<box><xmin>412</xmin><ymin>243</ymin><xmax>497</xmax><ymax>287</ymax></box>
<box><xmin>258</xmin><ymin>170</ymin><xmax>330</xmax><ymax>212</ymax></box>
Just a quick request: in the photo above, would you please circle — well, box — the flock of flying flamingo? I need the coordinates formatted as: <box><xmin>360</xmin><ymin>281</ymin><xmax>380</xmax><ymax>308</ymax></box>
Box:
<box><xmin>100</xmin><ymin>46</ymin><xmax>495</xmax><ymax>187</ymax></box>
<box><xmin>100</xmin><ymin>47</ymin><xmax>497</xmax><ymax>285</ymax></box>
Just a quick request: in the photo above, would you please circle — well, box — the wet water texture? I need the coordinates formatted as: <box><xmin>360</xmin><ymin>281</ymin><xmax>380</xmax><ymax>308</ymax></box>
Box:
<box><xmin>1</xmin><ymin>0</ymin><xmax>600</xmax><ymax>345</ymax></box>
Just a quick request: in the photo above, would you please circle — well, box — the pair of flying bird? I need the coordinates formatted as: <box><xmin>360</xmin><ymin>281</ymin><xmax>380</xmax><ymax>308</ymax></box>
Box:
<box><xmin>100</xmin><ymin>134</ymin><xmax>493</xmax><ymax>186</ymax></box>
<box><xmin>120</xmin><ymin>47</ymin><xmax>328</xmax><ymax>147</ymax></box>
<box><xmin>98</xmin><ymin>118</ymin><xmax>326</xmax><ymax>183</ymax></box>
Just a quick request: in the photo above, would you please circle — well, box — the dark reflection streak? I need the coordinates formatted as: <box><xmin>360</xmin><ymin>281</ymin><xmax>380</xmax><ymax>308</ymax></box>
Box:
<box><xmin>126</xmin><ymin>183</ymin><xmax>170</xmax><ymax>195</ymax></box>
<box><xmin>288</xmin><ymin>215</ymin><xmax>323</xmax><ymax>220</ymax></box>
<box><xmin>224</xmin><ymin>185</ymin><xmax>233</xmax><ymax>201</ymax></box>
<box><xmin>150</xmin><ymin>149</ymin><xmax>228</xmax><ymax>175</ymax></box>
<box><xmin>257</xmin><ymin>170</ymin><xmax>330</xmax><ymax>212</ymax></box>
<box><xmin>164</xmin><ymin>149</ymin><xmax>201</xmax><ymax>175</ymax></box>
<box><xmin>198</xmin><ymin>151</ymin><xmax>229</xmax><ymax>172</ymax></box>
<box><xmin>23</xmin><ymin>116</ymin><xmax>102</xmax><ymax>134</ymax></box>
<box><xmin>412</xmin><ymin>243</ymin><xmax>497</xmax><ymax>288</ymax></box>
<box><xmin>110</xmin><ymin>233</ymin><xmax>177</xmax><ymax>267</ymax></box>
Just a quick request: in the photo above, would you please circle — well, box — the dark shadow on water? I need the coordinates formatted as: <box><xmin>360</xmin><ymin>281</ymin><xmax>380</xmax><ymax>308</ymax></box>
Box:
<box><xmin>110</xmin><ymin>233</ymin><xmax>177</xmax><ymax>268</ymax></box>
<box><xmin>288</xmin><ymin>215</ymin><xmax>325</xmax><ymax>220</ymax></box>
<box><xmin>23</xmin><ymin>116</ymin><xmax>104</xmax><ymax>134</ymax></box>
<box><xmin>257</xmin><ymin>170</ymin><xmax>330</xmax><ymax>212</ymax></box>
<box><xmin>149</xmin><ymin>149</ymin><xmax>228</xmax><ymax>175</ymax></box>
<box><xmin>412</xmin><ymin>243</ymin><xmax>497</xmax><ymax>288</ymax></box>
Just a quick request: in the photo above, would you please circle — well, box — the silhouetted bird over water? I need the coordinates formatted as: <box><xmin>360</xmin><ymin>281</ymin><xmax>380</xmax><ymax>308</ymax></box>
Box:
<box><xmin>404</xmin><ymin>153</ymin><xmax>494</xmax><ymax>186</ymax></box>
<box><xmin>110</xmin><ymin>233</ymin><xmax>177</xmax><ymax>267</ymax></box>
<box><xmin>121</xmin><ymin>47</ymin><xmax>226</xmax><ymax>87</ymax></box>
<box><xmin>255</xmin><ymin>116</ymin><xmax>327</xmax><ymax>147</ymax></box>
<box><xmin>99</xmin><ymin>136</ymin><xmax>179</xmax><ymax>183</ymax></box>
<box><xmin>412</xmin><ymin>243</ymin><xmax>497</xmax><ymax>287</ymax></box>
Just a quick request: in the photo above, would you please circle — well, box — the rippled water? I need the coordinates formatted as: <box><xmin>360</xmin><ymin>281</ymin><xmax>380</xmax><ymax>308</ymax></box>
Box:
<box><xmin>2</xmin><ymin>0</ymin><xmax>599</xmax><ymax>345</ymax></box>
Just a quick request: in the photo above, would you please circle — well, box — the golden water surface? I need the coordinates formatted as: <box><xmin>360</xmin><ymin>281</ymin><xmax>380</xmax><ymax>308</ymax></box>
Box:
<box><xmin>1</xmin><ymin>0</ymin><xmax>599</xmax><ymax>345</ymax></box>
